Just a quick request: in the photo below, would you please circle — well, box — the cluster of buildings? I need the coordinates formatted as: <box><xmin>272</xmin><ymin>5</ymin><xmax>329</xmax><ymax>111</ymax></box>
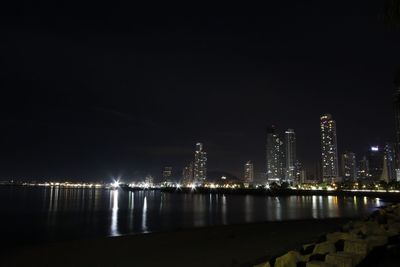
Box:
<box><xmin>157</xmin><ymin>80</ymin><xmax>400</xmax><ymax>187</ymax></box>
<box><xmin>161</xmin><ymin>142</ymin><xmax>207</xmax><ymax>186</ymax></box>
<box><xmin>265</xmin><ymin>113</ymin><xmax>400</xmax><ymax>186</ymax></box>
<box><xmin>265</xmin><ymin>126</ymin><xmax>300</xmax><ymax>185</ymax></box>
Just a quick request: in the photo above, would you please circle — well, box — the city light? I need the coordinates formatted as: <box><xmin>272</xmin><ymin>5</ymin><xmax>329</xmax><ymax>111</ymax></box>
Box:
<box><xmin>111</xmin><ymin>180</ymin><xmax>120</xmax><ymax>188</ymax></box>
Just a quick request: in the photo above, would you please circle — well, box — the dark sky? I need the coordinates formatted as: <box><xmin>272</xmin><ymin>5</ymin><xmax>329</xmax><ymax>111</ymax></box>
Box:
<box><xmin>0</xmin><ymin>1</ymin><xmax>399</xmax><ymax>181</ymax></box>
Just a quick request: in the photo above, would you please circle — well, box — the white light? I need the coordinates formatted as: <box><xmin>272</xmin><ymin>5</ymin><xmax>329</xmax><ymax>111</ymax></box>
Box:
<box><xmin>111</xmin><ymin>180</ymin><xmax>120</xmax><ymax>188</ymax></box>
<box><xmin>371</xmin><ymin>146</ymin><xmax>379</xmax><ymax>152</ymax></box>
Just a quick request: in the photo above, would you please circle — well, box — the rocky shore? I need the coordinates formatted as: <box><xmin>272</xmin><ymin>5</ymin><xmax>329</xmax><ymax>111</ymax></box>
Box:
<box><xmin>254</xmin><ymin>204</ymin><xmax>400</xmax><ymax>267</ymax></box>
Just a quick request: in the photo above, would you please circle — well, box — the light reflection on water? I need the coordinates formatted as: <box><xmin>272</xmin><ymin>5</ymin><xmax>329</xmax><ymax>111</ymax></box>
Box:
<box><xmin>0</xmin><ymin>187</ymin><xmax>385</xmax><ymax>245</ymax></box>
<box><xmin>142</xmin><ymin>196</ymin><xmax>148</xmax><ymax>233</ymax></box>
<box><xmin>110</xmin><ymin>190</ymin><xmax>119</xmax><ymax>236</ymax></box>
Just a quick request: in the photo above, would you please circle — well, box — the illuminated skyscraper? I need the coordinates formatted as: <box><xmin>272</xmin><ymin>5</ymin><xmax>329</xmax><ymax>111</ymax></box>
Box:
<box><xmin>394</xmin><ymin>77</ymin><xmax>400</xmax><ymax>168</ymax></box>
<box><xmin>320</xmin><ymin>114</ymin><xmax>339</xmax><ymax>182</ymax></box>
<box><xmin>182</xmin><ymin>162</ymin><xmax>194</xmax><ymax>185</ymax></box>
<box><xmin>266</xmin><ymin>125</ymin><xmax>284</xmax><ymax>182</ymax></box>
<box><xmin>162</xmin><ymin>166</ymin><xmax>173</xmax><ymax>183</ymax></box>
<box><xmin>382</xmin><ymin>143</ymin><xmax>396</xmax><ymax>182</ymax></box>
<box><xmin>357</xmin><ymin>155</ymin><xmax>370</xmax><ymax>180</ymax></box>
<box><xmin>145</xmin><ymin>174</ymin><xmax>154</xmax><ymax>185</ymax></box>
<box><xmin>368</xmin><ymin>145</ymin><xmax>384</xmax><ymax>182</ymax></box>
<box><xmin>284</xmin><ymin>129</ymin><xmax>296</xmax><ymax>184</ymax></box>
<box><xmin>295</xmin><ymin>161</ymin><xmax>306</xmax><ymax>184</ymax></box>
<box><xmin>341</xmin><ymin>152</ymin><xmax>356</xmax><ymax>181</ymax></box>
<box><xmin>193</xmin><ymin>142</ymin><xmax>207</xmax><ymax>183</ymax></box>
<box><xmin>244</xmin><ymin>161</ymin><xmax>254</xmax><ymax>184</ymax></box>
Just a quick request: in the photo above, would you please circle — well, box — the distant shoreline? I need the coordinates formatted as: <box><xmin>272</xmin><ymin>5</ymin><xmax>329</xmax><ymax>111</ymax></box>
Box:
<box><xmin>2</xmin><ymin>184</ymin><xmax>400</xmax><ymax>202</ymax></box>
<box><xmin>139</xmin><ymin>187</ymin><xmax>400</xmax><ymax>202</ymax></box>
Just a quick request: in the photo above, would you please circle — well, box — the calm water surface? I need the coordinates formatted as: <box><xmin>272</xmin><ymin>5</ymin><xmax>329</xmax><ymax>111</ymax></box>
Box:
<box><xmin>0</xmin><ymin>186</ymin><xmax>384</xmax><ymax>247</ymax></box>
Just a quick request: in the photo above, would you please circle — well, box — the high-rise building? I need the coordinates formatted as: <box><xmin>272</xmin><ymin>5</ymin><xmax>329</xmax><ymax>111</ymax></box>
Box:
<box><xmin>182</xmin><ymin>162</ymin><xmax>194</xmax><ymax>185</ymax></box>
<box><xmin>320</xmin><ymin>114</ymin><xmax>339</xmax><ymax>183</ymax></box>
<box><xmin>393</xmin><ymin>77</ymin><xmax>400</xmax><ymax>169</ymax></box>
<box><xmin>284</xmin><ymin>129</ymin><xmax>296</xmax><ymax>184</ymax></box>
<box><xmin>295</xmin><ymin>161</ymin><xmax>306</xmax><ymax>184</ymax></box>
<box><xmin>368</xmin><ymin>146</ymin><xmax>384</xmax><ymax>182</ymax></box>
<box><xmin>341</xmin><ymin>152</ymin><xmax>357</xmax><ymax>181</ymax></box>
<box><xmin>315</xmin><ymin>161</ymin><xmax>322</xmax><ymax>182</ymax></box>
<box><xmin>244</xmin><ymin>161</ymin><xmax>254</xmax><ymax>184</ymax></box>
<box><xmin>193</xmin><ymin>142</ymin><xmax>207</xmax><ymax>183</ymax></box>
<box><xmin>254</xmin><ymin>172</ymin><xmax>267</xmax><ymax>185</ymax></box>
<box><xmin>266</xmin><ymin>125</ymin><xmax>284</xmax><ymax>182</ymax></box>
<box><xmin>382</xmin><ymin>143</ymin><xmax>396</xmax><ymax>182</ymax></box>
<box><xmin>145</xmin><ymin>174</ymin><xmax>154</xmax><ymax>185</ymax></box>
<box><xmin>357</xmin><ymin>155</ymin><xmax>370</xmax><ymax>180</ymax></box>
<box><xmin>162</xmin><ymin>167</ymin><xmax>173</xmax><ymax>183</ymax></box>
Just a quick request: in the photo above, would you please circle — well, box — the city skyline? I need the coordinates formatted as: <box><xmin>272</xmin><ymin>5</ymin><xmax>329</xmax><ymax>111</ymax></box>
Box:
<box><xmin>0</xmin><ymin>2</ymin><xmax>399</xmax><ymax>181</ymax></box>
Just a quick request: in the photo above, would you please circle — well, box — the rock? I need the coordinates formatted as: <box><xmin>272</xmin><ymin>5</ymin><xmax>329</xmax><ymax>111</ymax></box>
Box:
<box><xmin>325</xmin><ymin>252</ymin><xmax>356</xmax><ymax>267</ymax></box>
<box><xmin>313</xmin><ymin>242</ymin><xmax>336</xmax><ymax>255</ymax></box>
<box><xmin>326</xmin><ymin>232</ymin><xmax>358</xmax><ymax>243</ymax></box>
<box><xmin>300</xmin><ymin>244</ymin><xmax>316</xmax><ymax>255</ymax></box>
<box><xmin>344</xmin><ymin>239</ymin><xmax>369</xmax><ymax>257</ymax></box>
<box><xmin>306</xmin><ymin>261</ymin><xmax>333</xmax><ymax>267</ymax></box>
<box><xmin>254</xmin><ymin>261</ymin><xmax>271</xmax><ymax>267</ymax></box>
<box><xmin>274</xmin><ymin>251</ymin><xmax>302</xmax><ymax>267</ymax></box>
<box><xmin>366</xmin><ymin>235</ymin><xmax>388</xmax><ymax>249</ymax></box>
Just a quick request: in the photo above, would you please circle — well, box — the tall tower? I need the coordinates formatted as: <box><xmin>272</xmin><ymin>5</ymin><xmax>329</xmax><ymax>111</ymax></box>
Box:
<box><xmin>382</xmin><ymin>143</ymin><xmax>396</xmax><ymax>182</ymax></box>
<box><xmin>162</xmin><ymin>167</ymin><xmax>173</xmax><ymax>183</ymax></box>
<box><xmin>393</xmin><ymin>76</ymin><xmax>400</xmax><ymax>169</ymax></box>
<box><xmin>193</xmin><ymin>142</ymin><xmax>207</xmax><ymax>184</ymax></box>
<box><xmin>357</xmin><ymin>155</ymin><xmax>370</xmax><ymax>180</ymax></box>
<box><xmin>295</xmin><ymin>161</ymin><xmax>306</xmax><ymax>183</ymax></box>
<box><xmin>320</xmin><ymin>114</ymin><xmax>339</xmax><ymax>183</ymax></box>
<box><xmin>266</xmin><ymin>125</ymin><xmax>284</xmax><ymax>182</ymax></box>
<box><xmin>284</xmin><ymin>129</ymin><xmax>296</xmax><ymax>184</ymax></box>
<box><xmin>244</xmin><ymin>161</ymin><xmax>254</xmax><ymax>184</ymax></box>
<box><xmin>341</xmin><ymin>152</ymin><xmax>357</xmax><ymax>181</ymax></box>
<box><xmin>393</xmin><ymin>76</ymin><xmax>400</xmax><ymax>180</ymax></box>
<box><xmin>368</xmin><ymin>145</ymin><xmax>384</xmax><ymax>182</ymax></box>
<box><xmin>182</xmin><ymin>162</ymin><xmax>194</xmax><ymax>185</ymax></box>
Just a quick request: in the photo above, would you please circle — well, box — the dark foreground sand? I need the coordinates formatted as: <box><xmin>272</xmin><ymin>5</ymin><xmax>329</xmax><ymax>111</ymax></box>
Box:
<box><xmin>1</xmin><ymin>219</ymin><xmax>352</xmax><ymax>267</ymax></box>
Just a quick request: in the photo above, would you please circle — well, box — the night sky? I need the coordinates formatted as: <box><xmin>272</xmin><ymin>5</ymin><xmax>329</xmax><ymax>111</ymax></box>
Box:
<box><xmin>1</xmin><ymin>1</ymin><xmax>400</xmax><ymax>181</ymax></box>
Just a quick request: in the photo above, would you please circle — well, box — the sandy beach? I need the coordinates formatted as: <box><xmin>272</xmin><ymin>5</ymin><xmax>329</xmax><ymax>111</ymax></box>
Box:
<box><xmin>0</xmin><ymin>218</ymin><xmax>352</xmax><ymax>267</ymax></box>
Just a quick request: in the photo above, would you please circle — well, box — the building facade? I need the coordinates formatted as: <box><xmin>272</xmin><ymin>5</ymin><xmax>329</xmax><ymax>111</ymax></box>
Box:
<box><xmin>320</xmin><ymin>114</ymin><xmax>339</xmax><ymax>182</ymax></box>
<box><xmin>341</xmin><ymin>152</ymin><xmax>357</xmax><ymax>181</ymax></box>
<box><xmin>368</xmin><ymin>146</ymin><xmax>384</xmax><ymax>182</ymax></box>
<box><xmin>357</xmin><ymin>155</ymin><xmax>370</xmax><ymax>180</ymax></box>
<box><xmin>244</xmin><ymin>161</ymin><xmax>254</xmax><ymax>184</ymax></box>
<box><xmin>145</xmin><ymin>174</ymin><xmax>154</xmax><ymax>185</ymax></box>
<box><xmin>295</xmin><ymin>161</ymin><xmax>306</xmax><ymax>184</ymax></box>
<box><xmin>266</xmin><ymin>125</ymin><xmax>284</xmax><ymax>182</ymax></box>
<box><xmin>193</xmin><ymin>142</ymin><xmax>207</xmax><ymax>184</ymax></box>
<box><xmin>394</xmin><ymin>79</ymin><xmax>400</xmax><ymax>170</ymax></box>
<box><xmin>382</xmin><ymin>143</ymin><xmax>396</xmax><ymax>182</ymax></box>
<box><xmin>284</xmin><ymin>129</ymin><xmax>296</xmax><ymax>184</ymax></box>
<box><xmin>162</xmin><ymin>166</ymin><xmax>173</xmax><ymax>183</ymax></box>
<box><xmin>182</xmin><ymin>162</ymin><xmax>194</xmax><ymax>185</ymax></box>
